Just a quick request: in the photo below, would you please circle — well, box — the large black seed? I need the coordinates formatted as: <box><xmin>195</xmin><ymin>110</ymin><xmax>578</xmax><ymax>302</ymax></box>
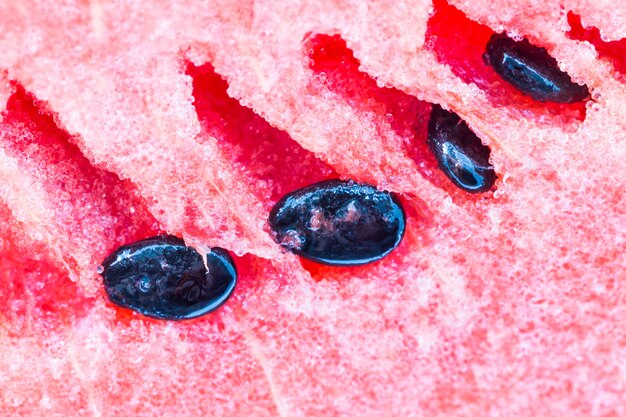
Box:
<box><xmin>484</xmin><ymin>33</ymin><xmax>589</xmax><ymax>103</ymax></box>
<box><xmin>268</xmin><ymin>180</ymin><xmax>405</xmax><ymax>266</ymax></box>
<box><xmin>100</xmin><ymin>235</ymin><xmax>236</xmax><ymax>320</ymax></box>
<box><xmin>427</xmin><ymin>104</ymin><xmax>497</xmax><ymax>193</ymax></box>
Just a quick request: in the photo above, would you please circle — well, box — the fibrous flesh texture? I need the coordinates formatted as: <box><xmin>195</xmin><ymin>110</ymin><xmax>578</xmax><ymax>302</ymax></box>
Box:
<box><xmin>1</xmin><ymin>1</ymin><xmax>626</xmax><ymax>416</ymax></box>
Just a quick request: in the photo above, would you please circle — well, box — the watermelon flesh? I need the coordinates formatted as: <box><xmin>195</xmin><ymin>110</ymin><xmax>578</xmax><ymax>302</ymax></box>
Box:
<box><xmin>2</xmin><ymin>0</ymin><xmax>626</xmax><ymax>416</ymax></box>
<box><xmin>0</xmin><ymin>86</ymin><xmax>160</xmax><ymax>293</ymax></box>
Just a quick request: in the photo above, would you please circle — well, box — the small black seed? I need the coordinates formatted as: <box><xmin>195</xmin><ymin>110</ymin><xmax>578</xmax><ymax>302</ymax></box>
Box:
<box><xmin>427</xmin><ymin>104</ymin><xmax>496</xmax><ymax>193</ymax></box>
<box><xmin>484</xmin><ymin>33</ymin><xmax>590</xmax><ymax>103</ymax></box>
<box><xmin>100</xmin><ymin>235</ymin><xmax>236</xmax><ymax>320</ymax></box>
<box><xmin>268</xmin><ymin>180</ymin><xmax>405</xmax><ymax>266</ymax></box>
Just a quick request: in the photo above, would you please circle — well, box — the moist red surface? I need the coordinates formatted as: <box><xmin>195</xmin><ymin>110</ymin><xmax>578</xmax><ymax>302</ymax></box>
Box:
<box><xmin>0</xmin><ymin>199</ymin><xmax>90</xmax><ymax>333</ymax></box>
<box><xmin>306</xmin><ymin>35</ymin><xmax>438</xmax><ymax>185</ymax></box>
<box><xmin>1</xmin><ymin>85</ymin><xmax>159</xmax><ymax>292</ymax></box>
<box><xmin>188</xmin><ymin>62</ymin><xmax>336</xmax><ymax>205</ymax></box>
<box><xmin>1</xmin><ymin>1</ymin><xmax>626</xmax><ymax>417</ymax></box>
<box><xmin>426</xmin><ymin>0</ymin><xmax>587</xmax><ymax>122</ymax></box>
<box><xmin>567</xmin><ymin>12</ymin><xmax>626</xmax><ymax>77</ymax></box>
<box><xmin>306</xmin><ymin>33</ymin><xmax>508</xmax><ymax>206</ymax></box>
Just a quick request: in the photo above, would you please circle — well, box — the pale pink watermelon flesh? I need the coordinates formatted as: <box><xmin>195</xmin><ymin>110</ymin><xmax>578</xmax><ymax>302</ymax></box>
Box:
<box><xmin>1</xmin><ymin>1</ymin><xmax>626</xmax><ymax>416</ymax></box>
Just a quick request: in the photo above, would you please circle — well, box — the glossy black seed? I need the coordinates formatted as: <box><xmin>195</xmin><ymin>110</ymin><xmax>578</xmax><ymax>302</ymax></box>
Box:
<box><xmin>427</xmin><ymin>105</ymin><xmax>496</xmax><ymax>193</ymax></box>
<box><xmin>484</xmin><ymin>33</ymin><xmax>590</xmax><ymax>103</ymax></box>
<box><xmin>268</xmin><ymin>180</ymin><xmax>405</xmax><ymax>266</ymax></box>
<box><xmin>100</xmin><ymin>235</ymin><xmax>236</xmax><ymax>320</ymax></box>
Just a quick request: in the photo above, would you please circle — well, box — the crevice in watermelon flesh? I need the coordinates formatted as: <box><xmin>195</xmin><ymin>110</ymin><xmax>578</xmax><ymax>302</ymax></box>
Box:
<box><xmin>1</xmin><ymin>83</ymin><xmax>161</xmax><ymax>292</ymax></box>
<box><xmin>425</xmin><ymin>0</ymin><xmax>587</xmax><ymax>125</ymax></box>
<box><xmin>304</xmin><ymin>33</ymin><xmax>501</xmax><ymax>204</ymax></box>
<box><xmin>186</xmin><ymin>62</ymin><xmax>337</xmax><ymax>207</ymax></box>
<box><xmin>305</xmin><ymin>34</ymin><xmax>434</xmax><ymax>179</ymax></box>
<box><xmin>187</xmin><ymin>60</ymin><xmax>436</xmax><ymax>279</ymax></box>
<box><xmin>0</xmin><ymin>204</ymin><xmax>92</xmax><ymax>336</ymax></box>
<box><xmin>186</xmin><ymin>61</ymin><xmax>342</xmax><ymax>277</ymax></box>
<box><xmin>567</xmin><ymin>12</ymin><xmax>626</xmax><ymax>79</ymax></box>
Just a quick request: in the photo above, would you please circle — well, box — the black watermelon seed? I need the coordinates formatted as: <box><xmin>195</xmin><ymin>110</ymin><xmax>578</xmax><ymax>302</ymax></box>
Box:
<box><xmin>268</xmin><ymin>180</ymin><xmax>405</xmax><ymax>266</ymax></box>
<box><xmin>484</xmin><ymin>33</ymin><xmax>590</xmax><ymax>103</ymax></box>
<box><xmin>427</xmin><ymin>104</ymin><xmax>497</xmax><ymax>193</ymax></box>
<box><xmin>100</xmin><ymin>235</ymin><xmax>236</xmax><ymax>320</ymax></box>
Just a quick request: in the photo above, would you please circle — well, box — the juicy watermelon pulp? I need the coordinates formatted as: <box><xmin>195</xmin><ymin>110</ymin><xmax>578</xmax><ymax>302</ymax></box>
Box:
<box><xmin>2</xmin><ymin>0</ymin><xmax>626</xmax><ymax>416</ymax></box>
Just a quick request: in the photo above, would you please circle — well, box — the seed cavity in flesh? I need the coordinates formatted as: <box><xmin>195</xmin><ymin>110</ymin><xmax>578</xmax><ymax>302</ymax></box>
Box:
<box><xmin>484</xmin><ymin>33</ymin><xmax>590</xmax><ymax>103</ymax></box>
<box><xmin>427</xmin><ymin>105</ymin><xmax>497</xmax><ymax>193</ymax></box>
<box><xmin>99</xmin><ymin>235</ymin><xmax>237</xmax><ymax>320</ymax></box>
<box><xmin>268</xmin><ymin>179</ymin><xmax>405</xmax><ymax>266</ymax></box>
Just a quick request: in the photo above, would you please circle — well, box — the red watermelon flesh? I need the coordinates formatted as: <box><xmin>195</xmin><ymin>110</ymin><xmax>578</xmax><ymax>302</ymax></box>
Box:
<box><xmin>186</xmin><ymin>61</ymin><xmax>337</xmax><ymax>207</ymax></box>
<box><xmin>0</xmin><ymin>85</ymin><xmax>160</xmax><ymax>293</ymax></box>
<box><xmin>1</xmin><ymin>0</ymin><xmax>626</xmax><ymax>416</ymax></box>
<box><xmin>426</xmin><ymin>0</ymin><xmax>588</xmax><ymax>122</ymax></box>
<box><xmin>566</xmin><ymin>12</ymin><xmax>626</xmax><ymax>78</ymax></box>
